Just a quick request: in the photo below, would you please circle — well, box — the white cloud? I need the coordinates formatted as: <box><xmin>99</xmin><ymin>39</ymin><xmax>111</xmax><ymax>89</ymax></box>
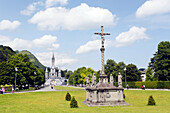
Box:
<box><xmin>35</xmin><ymin>52</ymin><xmax>77</xmax><ymax>67</ymax></box>
<box><xmin>29</xmin><ymin>3</ymin><xmax>117</xmax><ymax>30</ymax></box>
<box><xmin>114</xmin><ymin>26</ymin><xmax>149</xmax><ymax>47</ymax></box>
<box><xmin>1</xmin><ymin>35</ymin><xmax>59</xmax><ymax>50</ymax></box>
<box><xmin>20</xmin><ymin>2</ymin><xmax>43</xmax><ymax>16</ymax></box>
<box><xmin>33</xmin><ymin>35</ymin><xmax>59</xmax><ymax>50</ymax></box>
<box><xmin>0</xmin><ymin>20</ymin><xmax>21</xmax><ymax>30</ymax></box>
<box><xmin>3</xmin><ymin>38</ymin><xmax>32</xmax><ymax>50</ymax></box>
<box><xmin>46</xmin><ymin>0</ymin><xmax>68</xmax><ymax>7</ymax></box>
<box><xmin>76</xmin><ymin>26</ymin><xmax>149</xmax><ymax>54</ymax></box>
<box><xmin>0</xmin><ymin>35</ymin><xmax>10</xmax><ymax>42</ymax></box>
<box><xmin>76</xmin><ymin>39</ymin><xmax>113</xmax><ymax>54</ymax></box>
<box><xmin>136</xmin><ymin>0</ymin><xmax>170</xmax><ymax>18</ymax></box>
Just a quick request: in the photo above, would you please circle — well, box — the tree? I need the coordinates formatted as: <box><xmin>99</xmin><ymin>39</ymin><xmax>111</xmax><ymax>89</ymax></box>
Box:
<box><xmin>149</xmin><ymin>41</ymin><xmax>170</xmax><ymax>81</ymax></box>
<box><xmin>65</xmin><ymin>70</ymin><xmax>73</xmax><ymax>79</ymax></box>
<box><xmin>0</xmin><ymin>54</ymin><xmax>45</xmax><ymax>88</ymax></box>
<box><xmin>65</xmin><ymin>92</ymin><xmax>71</xmax><ymax>101</ymax></box>
<box><xmin>126</xmin><ymin>64</ymin><xmax>141</xmax><ymax>81</ymax></box>
<box><xmin>70</xmin><ymin>96</ymin><xmax>78</xmax><ymax>108</ymax></box>
<box><xmin>105</xmin><ymin>59</ymin><xmax>117</xmax><ymax>81</ymax></box>
<box><xmin>147</xmin><ymin>95</ymin><xmax>156</xmax><ymax>105</ymax></box>
<box><xmin>68</xmin><ymin>67</ymin><xmax>96</xmax><ymax>85</ymax></box>
<box><xmin>146</xmin><ymin>67</ymin><xmax>153</xmax><ymax>81</ymax></box>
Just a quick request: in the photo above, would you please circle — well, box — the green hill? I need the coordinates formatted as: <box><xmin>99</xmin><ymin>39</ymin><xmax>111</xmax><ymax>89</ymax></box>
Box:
<box><xmin>0</xmin><ymin>45</ymin><xmax>16</xmax><ymax>62</ymax></box>
<box><xmin>19</xmin><ymin>50</ymin><xmax>45</xmax><ymax>70</ymax></box>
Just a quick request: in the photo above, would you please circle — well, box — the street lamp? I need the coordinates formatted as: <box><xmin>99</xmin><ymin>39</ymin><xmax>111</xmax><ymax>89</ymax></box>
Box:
<box><xmin>34</xmin><ymin>72</ymin><xmax>36</xmax><ymax>87</ymax></box>
<box><xmin>124</xmin><ymin>67</ymin><xmax>127</xmax><ymax>88</ymax></box>
<box><xmin>15</xmin><ymin>67</ymin><xmax>18</xmax><ymax>90</ymax></box>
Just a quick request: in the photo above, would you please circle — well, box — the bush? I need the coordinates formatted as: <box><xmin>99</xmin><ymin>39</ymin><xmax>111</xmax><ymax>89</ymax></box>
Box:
<box><xmin>70</xmin><ymin>96</ymin><xmax>78</xmax><ymax>108</ymax></box>
<box><xmin>147</xmin><ymin>95</ymin><xmax>156</xmax><ymax>105</ymax></box>
<box><xmin>113</xmin><ymin>81</ymin><xmax>170</xmax><ymax>89</ymax></box>
<box><xmin>65</xmin><ymin>92</ymin><xmax>71</xmax><ymax>101</ymax></box>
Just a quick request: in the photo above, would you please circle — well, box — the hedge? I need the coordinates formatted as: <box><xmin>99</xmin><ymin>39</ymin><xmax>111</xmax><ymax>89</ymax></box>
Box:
<box><xmin>113</xmin><ymin>81</ymin><xmax>170</xmax><ymax>89</ymax></box>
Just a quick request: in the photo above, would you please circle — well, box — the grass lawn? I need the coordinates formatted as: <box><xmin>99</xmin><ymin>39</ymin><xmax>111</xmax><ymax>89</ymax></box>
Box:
<box><xmin>54</xmin><ymin>86</ymin><xmax>84</xmax><ymax>90</ymax></box>
<box><xmin>0</xmin><ymin>89</ymin><xmax>169</xmax><ymax>113</ymax></box>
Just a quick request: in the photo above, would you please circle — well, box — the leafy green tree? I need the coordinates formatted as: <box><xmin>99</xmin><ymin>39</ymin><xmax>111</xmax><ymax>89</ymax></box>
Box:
<box><xmin>68</xmin><ymin>67</ymin><xmax>96</xmax><ymax>85</ymax></box>
<box><xmin>147</xmin><ymin>95</ymin><xmax>156</xmax><ymax>105</ymax></box>
<box><xmin>70</xmin><ymin>96</ymin><xmax>78</xmax><ymax>108</ymax></box>
<box><xmin>65</xmin><ymin>92</ymin><xmax>71</xmax><ymax>101</ymax></box>
<box><xmin>0</xmin><ymin>53</ymin><xmax>45</xmax><ymax>88</ymax></box>
<box><xmin>105</xmin><ymin>59</ymin><xmax>117</xmax><ymax>81</ymax></box>
<box><xmin>115</xmin><ymin>62</ymin><xmax>126</xmax><ymax>81</ymax></box>
<box><xmin>146</xmin><ymin>67</ymin><xmax>153</xmax><ymax>81</ymax></box>
<box><xmin>149</xmin><ymin>41</ymin><xmax>170</xmax><ymax>81</ymax></box>
<box><xmin>126</xmin><ymin>64</ymin><xmax>141</xmax><ymax>81</ymax></box>
<box><xmin>65</xmin><ymin>70</ymin><xmax>73</xmax><ymax>79</ymax></box>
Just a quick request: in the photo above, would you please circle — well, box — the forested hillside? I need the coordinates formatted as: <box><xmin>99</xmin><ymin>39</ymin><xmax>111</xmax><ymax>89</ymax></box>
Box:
<box><xmin>19</xmin><ymin>50</ymin><xmax>45</xmax><ymax>70</ymax></box>
<box><xmin>0</xmin><ymin>45</ymin><xmax>16</xmax><ymax>62</ymax></box>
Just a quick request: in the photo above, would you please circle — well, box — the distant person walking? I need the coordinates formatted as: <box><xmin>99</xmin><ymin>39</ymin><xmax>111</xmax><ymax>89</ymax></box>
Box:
<box><xmin>2</xmin><ymin>87</ymin><xmax>5</xmax><ymax>94</ymax></box>
<box><xmin>12</xmin><ymin>87</ymin><xmax>14</xmax><ymax>93</ymax></box>
<box><xmin>142</xmin><ymin>85</ymin><xmax>145</xmax><ymax>90</ymax></box>
<box><xmin>126</xmin><ymin>84</ymin><xmax>129</xmax><ymax>89</ymax></box>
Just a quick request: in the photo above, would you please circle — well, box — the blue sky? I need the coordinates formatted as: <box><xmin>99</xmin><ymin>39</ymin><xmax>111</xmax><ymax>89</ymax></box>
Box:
<box><xmin>0</xmin><ymin>0</ymin><xmax>170</xmax><ymax>71</ymax></box>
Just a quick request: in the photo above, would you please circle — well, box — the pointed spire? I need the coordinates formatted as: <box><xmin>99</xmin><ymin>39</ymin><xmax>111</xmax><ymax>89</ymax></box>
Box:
<box><xmin>52</xmin><ymin>52</ymin><xmax>55</xmax><ymax>67</ymax></box>
<box><xmin>45</xmin><ymin>67</ymin><xmax>48</xmax><ymax>72</ymax></box>
<box><xmin>52</xmin><ymin>52</ymin><xmax>55</xmax><ymax>59</ymax></box>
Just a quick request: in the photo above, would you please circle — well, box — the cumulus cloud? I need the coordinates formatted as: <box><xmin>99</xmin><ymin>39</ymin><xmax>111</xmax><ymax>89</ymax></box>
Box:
<box><xmin>114</xmin><ymin>26</ymin><xmax>149</xmax><ymax>47</ymax></box>
<box><xmin>33</xmin><ymin>35</ymin><xmax>59</xmax><ymax>50</ymax></box>
<box><xmin>0</xmin><ymin>20</ymin><xmax>21</xmax><ymax>30</ymax></box>
<box><xmin>20</xmin><ymin>2</ymin><xmax>43</xmax><ymax>16</ymax></box>
<box><xmin>76</xmin><ymin>26</ymin><xmax>149</xmax><ymax>54</ymax></box>
<box><xmin>29</xmin><ymin>3</ymin><xmax>117</xmax><ymax>30</ymax></box>
<box><xmin>136</xmin><ymin>0</ymin><xmax>170</xmax><ymax>18</ymax></box>
<box><xmin>76</xmin><ymin>39</ymin><xmax>113</xmax><ymax>54</ymax></box>
<box><xmin>45</xmin><ymin>0</ymin><xmax>68</xmax><ymax>7</ymax></box>
<box><xmin>1</xmin><ymin>35</ymin><xmax>59</xmax><ymax>50</ymax></box>
<box><xmin>35</xmin><ymin>52</ymin><xmax>77</xmax><ymax>67</ymax></box>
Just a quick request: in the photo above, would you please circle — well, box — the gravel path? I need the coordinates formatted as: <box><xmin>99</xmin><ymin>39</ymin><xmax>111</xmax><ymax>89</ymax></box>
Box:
<box><xmin>4</xmin><ymin>86</ymin><xmax>169</xmax><ymax>94</ymax></box>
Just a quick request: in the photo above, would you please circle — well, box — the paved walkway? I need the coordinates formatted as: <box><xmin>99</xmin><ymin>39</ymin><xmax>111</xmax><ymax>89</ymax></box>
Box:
<box><xmin>4</xmin><ymin>86</ymin><xmax>169</xmax><ymax>94</ymax></box>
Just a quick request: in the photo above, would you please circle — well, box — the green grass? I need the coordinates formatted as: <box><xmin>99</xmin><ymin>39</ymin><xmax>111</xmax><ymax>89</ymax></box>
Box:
<box><xmin>0</xmin><ymin>90</ymin><xmax>169</xmax><ymax>113</ymax></box>
<box><xmin>54</xmin><ymin>86</ymin><xmax>84</xmax><ymax>90</ymax></box>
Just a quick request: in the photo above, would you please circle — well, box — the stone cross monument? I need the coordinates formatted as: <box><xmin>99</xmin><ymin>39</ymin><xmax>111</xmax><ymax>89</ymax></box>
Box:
<box><xmin>84</xmin><ymin>26</ymin><xmax>129</xmax><ymax>107</ymax></box>
<box><xmin>94</xmin><ymin>26</ymin><xmax>110</xmax><ymax>83</ymax></box>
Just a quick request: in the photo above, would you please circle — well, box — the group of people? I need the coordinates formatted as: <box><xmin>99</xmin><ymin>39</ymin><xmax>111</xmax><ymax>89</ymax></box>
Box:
<box><xmin>126</xmin><ymin>84</ymin><xmax>145</xmax><ymax>90</ymax></box>
<box><xmin>0</xmin><ymin>86</ymin><xmax>15</xmax><ymax>94</ymax></box>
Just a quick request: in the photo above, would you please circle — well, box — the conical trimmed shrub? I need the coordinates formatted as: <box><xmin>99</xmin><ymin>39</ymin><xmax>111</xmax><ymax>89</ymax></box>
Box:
<box><xmin>147</xmin><ymin>95</ymin><xmax>156</xmax><ymax>105</ymax></box>
<box><xmin>70</xmin><ymin>96</ymin><xmax>78</xmax><ymax>108</ymax></box>
<box><xmin>65</xmin><ymin>92</ymin><xmax>71</xmax><ymax>101</ymax></box>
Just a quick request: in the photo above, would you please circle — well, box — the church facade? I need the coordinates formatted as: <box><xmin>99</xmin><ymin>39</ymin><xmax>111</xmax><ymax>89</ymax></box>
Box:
<box><xmin>45</xmin><ymin>53</ymin><xmax>61</xmax><ymax>80</ymax></box>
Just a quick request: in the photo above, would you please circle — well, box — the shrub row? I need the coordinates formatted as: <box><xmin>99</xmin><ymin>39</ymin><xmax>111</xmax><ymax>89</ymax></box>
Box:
<box><xmin>113</xmin><ymin>81</ymin><xmax>170</xmax><ymax>89</ymax></box>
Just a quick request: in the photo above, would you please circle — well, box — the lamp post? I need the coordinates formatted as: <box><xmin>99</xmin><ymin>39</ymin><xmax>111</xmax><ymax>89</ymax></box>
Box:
<box><xmin>15</xmin><ymin>67</ymin><xmax>18</xmax><ymax>90</ymax></box>
<box><xmin>34</xmin><ymin>72</ymin><xmax>36</xmax><ymax>87</ymax></box>
<box><xmin>124</xmin><ymin>67</ymin><xmax>127</xmax><ymax>88</ymax></box>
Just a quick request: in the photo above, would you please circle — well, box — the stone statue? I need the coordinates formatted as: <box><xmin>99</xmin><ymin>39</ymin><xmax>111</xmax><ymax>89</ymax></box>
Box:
<box><xmin>110</xmin><ymin>74</ymin><xmax>114</xmax><ymax>85</ymax></box>
<box><xmin>86</xmin><ymin>75</ymin><xmax>90</xmax><ymax>86</ymax></box>
<box><xmin>92</xmin><ymin>73</ymin><xmax>96</xmax><ymax>85</ymax></box>
<box><xmin>118</xmin><ymin>72</ymin><xmax>122</xmax><ymax>87</ymax></box>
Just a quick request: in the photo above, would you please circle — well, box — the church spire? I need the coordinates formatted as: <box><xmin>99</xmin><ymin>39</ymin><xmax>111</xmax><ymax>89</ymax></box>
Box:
<box><xmin>52</xmin><ymin>52</ymin><xmax>55</xmax><ymax>67</ymax></box>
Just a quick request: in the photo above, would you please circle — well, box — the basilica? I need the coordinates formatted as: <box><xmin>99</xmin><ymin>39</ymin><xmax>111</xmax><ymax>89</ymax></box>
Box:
<box><xmin>45</xmin><ymin>53</ymin><xmax>63</xmax><ymax>86</ymax></box>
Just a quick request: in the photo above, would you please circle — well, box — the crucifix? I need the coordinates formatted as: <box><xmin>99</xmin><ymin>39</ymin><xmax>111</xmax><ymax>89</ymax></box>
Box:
<box><xmin>94</xmin><ymin>26</ymin><xmax>110</xmax><ymax>77</ymax></box>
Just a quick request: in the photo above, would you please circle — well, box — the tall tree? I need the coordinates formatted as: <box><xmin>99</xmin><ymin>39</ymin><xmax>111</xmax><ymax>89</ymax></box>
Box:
<box><xmin>105</xmin><ymin>59</ymin><xmax>117</xmax><ymax>81</ymax></box>
<box><xmin>146</xmin><ymin>67</ymin><xmax>153</xmax><ymax>81</ymax></box>
<box><xmin>126</xmin><ymin>64</ymin><xmax>141</xmax><ymax>81</ymax></box>
<box><xmin>149</xmin><ymin>41</ymin><xmax>170</xmax><ymax>81</ymax></box>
